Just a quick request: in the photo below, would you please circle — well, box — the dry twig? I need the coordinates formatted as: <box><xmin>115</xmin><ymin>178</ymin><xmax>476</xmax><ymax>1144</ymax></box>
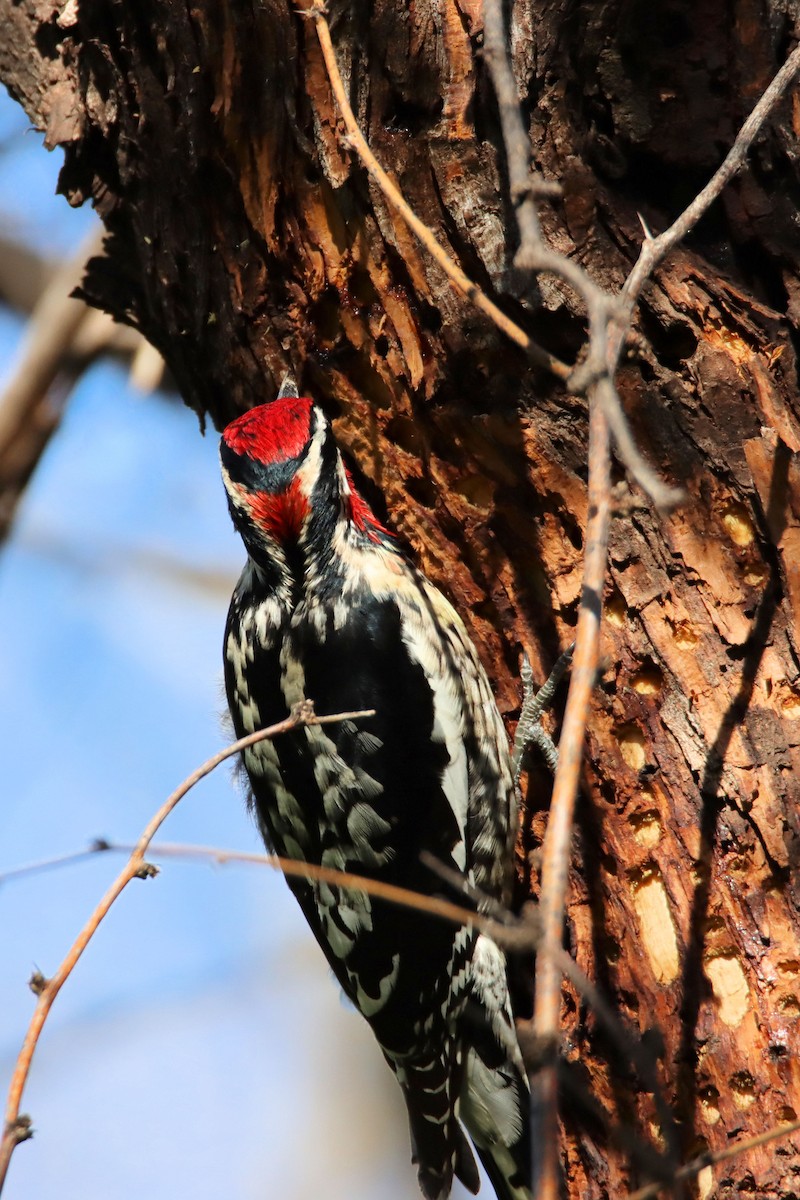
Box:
<box><xmin>529</xmin><ymin>392</ymin><xmax>612</xmax><ymax>1200</ymax></box>
<box><xmin>482</xmin><ymin>0</ymin><xmax>553</xmax><ymax>256</ymax></box>
<box><xmin>305</xmin><ymin>1</ymin><xmax>570</xmax><ymax>381</ymax></box>
<box><xmin>0</xmin><ymin>701</ymin><xmax>373</xmax><ymax>1194</ymax></box>
<box><xmin>613</xmin><ymin>41</ymin><xmax>800</xmax><ymax>367</ymax></box>
<box><xmin>2</xmin><ymin>830</ymin><xmax>679</xmax><ymax>1134</ymax></box>
<box><xmin>626</xmin><ymin>1115</ymin><xmax>800</xmax><ymax>1200</ymax></box>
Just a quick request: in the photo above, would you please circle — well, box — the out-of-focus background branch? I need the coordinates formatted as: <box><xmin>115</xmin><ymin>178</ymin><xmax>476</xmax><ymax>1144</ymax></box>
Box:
<box><xmin>0</xmin><ymin>227</ymin><xmax>163</xmax><ymax>539</ymax></box>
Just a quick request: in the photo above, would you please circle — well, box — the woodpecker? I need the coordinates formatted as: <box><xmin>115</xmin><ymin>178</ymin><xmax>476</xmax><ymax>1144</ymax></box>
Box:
<box><xmin>220</xmin><ymin>380</ymin><xmax>531</xmax><ymax>1200</ymax></box>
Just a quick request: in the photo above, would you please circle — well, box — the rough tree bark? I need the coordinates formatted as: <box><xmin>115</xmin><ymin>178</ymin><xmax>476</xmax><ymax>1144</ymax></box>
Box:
<box><xmin>1</xmin><ymin>1</ymin><xmax>799</xmax><ymax>1197</ymax></box>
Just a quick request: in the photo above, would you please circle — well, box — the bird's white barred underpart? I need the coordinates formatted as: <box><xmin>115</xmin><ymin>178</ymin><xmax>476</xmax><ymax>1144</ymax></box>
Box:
<box><xmin>220</xmin><ymin>391</ymin><xmax>531</xmax><ymax>1200</ymax></box>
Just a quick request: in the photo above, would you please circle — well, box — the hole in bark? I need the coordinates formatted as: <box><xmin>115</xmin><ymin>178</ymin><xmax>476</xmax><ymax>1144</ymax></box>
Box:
<box><xmin>779</xmin><ymin>1105</ymin><xmax>798</xmax><ymax>1121</ymax></box>
<box><xmin>699</xmin><ymin>1085</ymin><xmax>721</xmax><ymax>1126</ymax></box>
<box><xmin>383</xmin><ymin>92</ymin><xmax>443</xmax><ymax>134</ymax></box>
<box><xmin>629</xmin><ymin>865</ymin><xmax>679</xmax><ymax>984</ymax></box>
<box><xmin>346</xmin><ymin>264</ymin><xmax>379</xmax><ymax>307</ymax></box>
<box><xmin>744</xmin><ymin>564</ymin><xmax>767</xmax><ymax>586</ymax></box>
<box><xmin>384</xmin><ymin>415</ymin><xmax>425</xmax><ymax>457</ymax></box>
<box><xmin>631</xmin><ymin>660</ymin><xmax>663</xmax><ymax>696</ymax></box>
<box><xmin>309</xmin><ymin>285</ymin><xmax>347</xmax><ymax>345</ymax></box>
<box><xmin>705</xmin><ymin>951</ymin><xmax>748</xmax><ymax>1028</ymax></box>
<box><xmin>721</xmin><ymin>502</ymin><xmax>755</xmax><ymax>547</ymax></box>
<box><xmin>563</xmin><ymin>516</ymin><xmax>583</xmax><ymax>552</ymax></box>
<box><xmin>629</xmin><ymin>809</ymin><xmax>661</xmax><ymax>848</ymax></box>
<box><xmin>616</xmin><ymin>723</ymin><xmax>647</xmax><ymax>770</ymax></box>
<box><xmin>599</xmin><ymin>778</ymin><xmax>616</xmax><ymax>806</ymax></box>
<box><xmin>34</xmin><ymin>19</ymin><xmax>64</xmax><ymax>60</ymax></box>
<box><xmin>605</xmin><ymin>937</ymin><xmax>621</xmax><ymax>963</ymax></box>
<box><xmin>561</xmin><ymin>606</ymin><xmax>578</xmax><ymax>630</ymax></box>
<box><xmin>404</xmin><ymin>475</ymin><xmax>438</xmax><ymax>509</ymax></box>
<box><xmin>422</xmin><ymin>305</ymin><xmax>443</xmax><ymax>334</ymax></box>
<box><xmin>606</xmin><ymin>589</ymin><xmax>627</xmax><ymax>627</ymax></box>
<box><xmin>638</xmin><ymin>303</ymin><xmax>698</xmax><ymax>368</ymax></box>
<box><xmin>730</xmin><ymin>1071</ymin><xmax>757</xmax><ymax>1108</ymax></box>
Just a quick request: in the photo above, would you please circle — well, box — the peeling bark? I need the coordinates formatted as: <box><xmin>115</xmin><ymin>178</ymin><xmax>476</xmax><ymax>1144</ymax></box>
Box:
<box><xmin>2</xmin><ymin>0</ymin><xmax>799</xmax><ymax>1195</ymax></box>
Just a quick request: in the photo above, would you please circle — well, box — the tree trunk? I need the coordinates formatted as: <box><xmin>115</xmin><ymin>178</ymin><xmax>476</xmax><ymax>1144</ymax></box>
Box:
<box><xmin>2</xmin><ymin>1</ymin><xmax>799</xmax><ymax>1195</ymax></box>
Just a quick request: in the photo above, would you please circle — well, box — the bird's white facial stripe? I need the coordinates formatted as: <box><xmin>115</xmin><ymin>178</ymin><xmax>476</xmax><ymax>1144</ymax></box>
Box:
<box><xmin>294</xmin><ymin>408</ymin><xmax>328</xmax><ymax>503</ymax></box>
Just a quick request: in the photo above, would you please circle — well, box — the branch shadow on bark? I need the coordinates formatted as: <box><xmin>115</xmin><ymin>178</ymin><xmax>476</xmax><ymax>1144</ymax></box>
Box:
<box><xmin>677</xmin><ymin>439</ymin><xmax>791</xmax><ymax>1151</ymax></box>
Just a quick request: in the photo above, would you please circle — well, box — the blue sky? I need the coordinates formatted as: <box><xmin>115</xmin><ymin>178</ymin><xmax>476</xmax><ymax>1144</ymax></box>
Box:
<box><xmin>0</xmin><ymin>87</ymin><xmax>466</xmax><ymax>1200</ymax></box>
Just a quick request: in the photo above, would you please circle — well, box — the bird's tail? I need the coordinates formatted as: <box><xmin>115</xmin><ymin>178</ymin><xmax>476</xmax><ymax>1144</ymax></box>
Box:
<box><xmin>459</xmin><ymin>1049</ymin><xmax>532</xmax><ymax>1200</ymax></box>
<box><xmin>393</xmin><ymin>1049</ymin><xmax>481</xmax><ymax>1200</ymax></box>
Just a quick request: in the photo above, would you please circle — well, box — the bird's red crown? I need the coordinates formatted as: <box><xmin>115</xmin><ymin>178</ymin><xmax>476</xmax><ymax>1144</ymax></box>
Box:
<box><xmin>222</xmin><ymin>396</ymin><xmax>314</xmax><ymax>465</ymax></box>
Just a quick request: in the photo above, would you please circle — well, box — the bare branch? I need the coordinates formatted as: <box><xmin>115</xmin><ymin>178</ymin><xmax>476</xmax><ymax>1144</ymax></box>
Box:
<box><xmin>596</xmin><ymin>377</ymin><xmax>685</xmax><ymax>511</ymax></box>
<box><xmin>481</xmin><ymin>0</ymin><xmax>545</xmax><ymax>254</ymax></box>
<box><xmin>0</xmin><ymin>841</ymin><xmax>111</xmax><ymax>887</ymax></box>
<box><xmin>0</xmin><ymin>226</ymin><xmax>105</xmax><ymax>461</ymax></box>
<box><xmin>306</xmin><ymin>1</ymin><xmax>570</xmax><ymax>381</ymax></box>
<box><xmin>0</xmin><ymin>702</ymin><xmax>374</xmax><ymax>1194</ymax></box>
<box><xmin>530</xmin><ymin>392</ymin><xmax>611</xmax><ymax>1200</ymax></box>
<box><xmin>2</xmin><ymin>829</ymin><xmax>676</xmax><ymax>1132</ymax></box>
<box><xmin>0</xmin><ymin>234</ymin><xmax>144</xmax><ymax>364</ymax></box>
<box><xmin>626</xmin><ymin>1115</ymin><xmax>800</xmax><ymax>1200</ymax></box>
<box><xmin>615</xmin><ymin>41</ymin><xmax>800</xmax><ymax>363</ymax></box>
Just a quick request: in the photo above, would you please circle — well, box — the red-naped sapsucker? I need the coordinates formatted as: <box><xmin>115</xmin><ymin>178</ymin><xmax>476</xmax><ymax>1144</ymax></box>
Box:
<box><xmin>220</xmin><ymin>382</ymin><xmax>531</xmax><ymax>1200</ymax></box>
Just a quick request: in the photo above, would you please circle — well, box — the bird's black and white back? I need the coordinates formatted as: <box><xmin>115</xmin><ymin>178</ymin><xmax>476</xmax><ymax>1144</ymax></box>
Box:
<box><xmin>220</xmin><ymin>393</ymin><xmax>531</xmax><ymax>1200</ymax></box>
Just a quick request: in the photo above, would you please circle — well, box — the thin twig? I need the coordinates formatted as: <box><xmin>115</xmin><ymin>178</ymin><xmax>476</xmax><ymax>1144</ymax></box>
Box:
<box><xmin>1</xmin><ymin>826</ymin><xmax>691</xmax><ymax>1190</ymax></box>
<box><xmin>482</xmin><ymin>0</ymin><xmax>545</xmax><ymax>255</ymax></box>
<box><xmin>530</xmin><ymin>391</ymin><xmax>612</xmax><ymax>1200</ymax></box>
<box><xmin>101</xmin><ymin>841</ymin><xmax>494</xmax><ymax>936</ymax></box>
<box><xmin>613</xmin><ymin>41</ymin><xmax>800</xmax><ymax>366</ymax></box>
<box><xmin>596</xmin><ymin>378</ymin><xmax>685</xmax><ymax>511</ymax></box>
<box><xmin>0</xmin><ymin>841</ymin><xmax>111</xmax><ymax>887</ymax></box>
<box><xmin>0</xmin><ymin>702</ymin><xmax>373</xmax><ymax>1194</ymax></box>
<box><xmin>627</xmin><ymin>1115</ymin><xmax>800</xmax><ymax>1200</ymax></box>
<box><xmin>305</xmin><ymin>1</ymin><xmax>570</xmax><ymax>381</ymax></box>
<box><xmin>4</xmin><ymin>830</ymin><xmax>673</xmax><ymax>1113</ymax></box>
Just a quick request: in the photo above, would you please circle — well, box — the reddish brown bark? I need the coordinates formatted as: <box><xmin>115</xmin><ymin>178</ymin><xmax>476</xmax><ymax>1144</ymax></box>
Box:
<box><xmin>1</xmin><ymin>1</ymin><xmax>799</xmax><ymax>1196</ymax></box>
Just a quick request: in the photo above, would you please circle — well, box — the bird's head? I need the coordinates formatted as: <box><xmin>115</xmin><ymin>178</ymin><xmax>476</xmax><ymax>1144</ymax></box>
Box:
<box><xmin>220</xmin><ymin>394</ymin><xmax>389</xmax><ymax>563</ymax></box>
<box><xmin>220</xmin><ymin>394</ymin><xmax>321</xmax><ymax>546</ymax></box>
